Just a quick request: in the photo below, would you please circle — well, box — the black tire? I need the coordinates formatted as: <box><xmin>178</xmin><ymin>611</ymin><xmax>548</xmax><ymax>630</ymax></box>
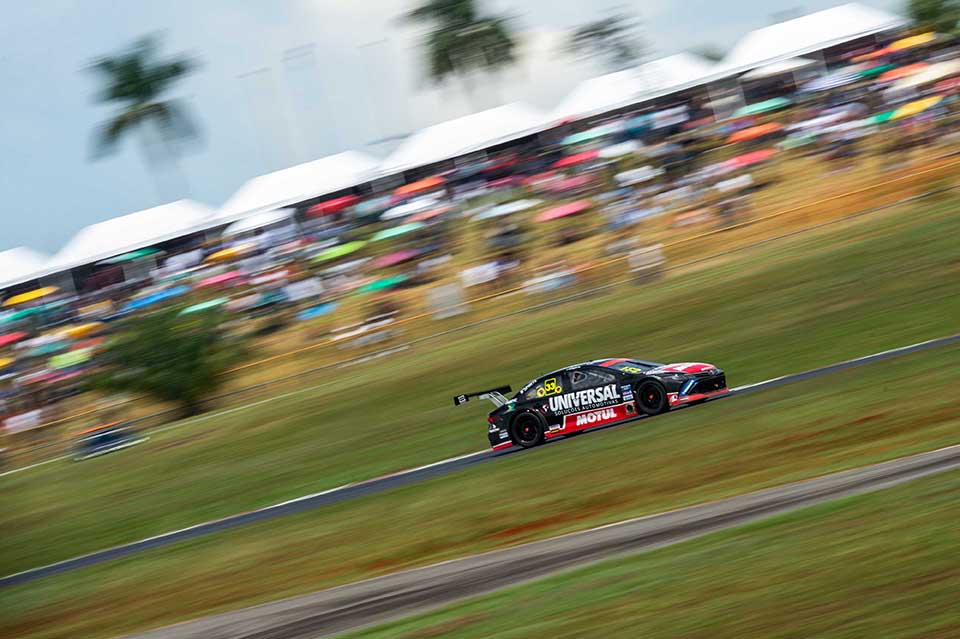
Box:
<box><xmin>511</xmin><ymin>412</ymin><xmax>546</xmax><ymax>448</ymax></box>
<box><xmin>636</xmin><ymin>380</ymin><xmax>668</xmax><ymax>415</ymax></box>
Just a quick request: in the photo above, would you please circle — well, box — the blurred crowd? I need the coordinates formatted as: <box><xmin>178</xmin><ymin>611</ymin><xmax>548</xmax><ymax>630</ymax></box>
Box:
<box><xmin>3</xmin><ymin>29</ymin><xmax>960</xmax><ymax>442</ymax></box>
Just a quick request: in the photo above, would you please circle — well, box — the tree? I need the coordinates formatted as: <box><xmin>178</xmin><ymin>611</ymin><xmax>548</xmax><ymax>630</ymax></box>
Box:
<box><xmin>90</xmin><ymin>308</ymin><xmax>244</xmax><ymax>417</ymax></box>
<box><xmin>406</xmin><ymin>0</ymin><xmax>518</xmax><ymax>86</ymax></box>
<box><xmin>907</xmin><ymin>0</ymin><xmax>960</xmax><ymax>32</ymax></box>
<box><xmin>568</xmin><ymin>13</ymin><xmax>644</xmax><ymax>72</ymax></box>
<box><xmin>89</xmin><ymin>35</ymin><xmax>199</xmax><ymax>198</ymax></box>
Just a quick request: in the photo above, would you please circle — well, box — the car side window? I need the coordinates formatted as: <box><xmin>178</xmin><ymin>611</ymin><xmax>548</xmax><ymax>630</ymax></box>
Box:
<box><xmin>569</xmin><ymin>368</ymin><xmax>617</xmax><ymax>391</ymax></box>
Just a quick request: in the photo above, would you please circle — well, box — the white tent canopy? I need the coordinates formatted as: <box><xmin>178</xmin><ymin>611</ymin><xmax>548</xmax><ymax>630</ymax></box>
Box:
<box><xmin>721</xmin><ymin>3</ymin><xmax>906</xmax><ymax>73</ymax></box>
<box><xmin>47</xmin><ymin>200</ymin><xmax>217</xmax><ymax>273</ymax></box>
<box><xmin>223</xmin><ymin>208</ymin><xmax>297</xmax><ymax>236</ymax></box>
<box><xmin>220</xmin><ymin>151</ymin><xmax>379</xmax><ymax>221</ymax></box>
<box><xmin>378</xmin><ymin>103</ymin><xmax>552</xmax><ymax>175</ymax></box>
<box><xmin>0</xmin><ymin>247</ymin><xmax>50</xmax><ymax>289</ymax></box>
<box><xmin>741</xmin><ymin>57</ymin><xmax>818</xmax><ymax>80</ymax></box>
<box><xmin>551</xmin><ymin>53</ymin><xmax>719</xmax><ymax>121</ymax></box>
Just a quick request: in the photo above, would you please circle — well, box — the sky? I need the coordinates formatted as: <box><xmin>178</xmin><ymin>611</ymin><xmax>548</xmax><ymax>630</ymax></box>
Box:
<box><xmin>0</xmin><ymin>0</ymin><xmax>902</xmax><ymax>254</ymax></box>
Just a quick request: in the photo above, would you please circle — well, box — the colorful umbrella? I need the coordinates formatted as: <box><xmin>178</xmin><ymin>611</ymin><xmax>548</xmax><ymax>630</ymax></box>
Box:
<box><xmin>1</xmin><ymin>307</ymin><xmax>44</xmax><ymax>323</ymax></box>
<box><xmin>372</xmin><ymin>249</ymin><xmax>421</xmax><ymax>269</ymax></box>
<box><xmin>356</xmin><ymin>275</ymin><xmax>407</xmax><ymax>293</ymax></box>
<box><xmin>99</xmin><ymin>247</ymin><xmax>159</xmax><ymax>264</ymax></box>
<box><xmin>4</xmin><ymin>286</ymin><xmax>58</xmax><ymax>306</ymax></box>
<box><xmin>934</xmin><ymin>76</ymin><xmax>960</xmax><ymax>93</ymax></box>
<box><xmin>598</xmin><ymin>140</ymin><xmax>642</xmax><ymax>158</ymax></box>
<box><xmin>49</xmin><ymin>347</ymin><xmax>94</xmax><ymax>370</ymax></box>
<box><xmin>354</xmin><ymin>196</ymin><xmax>393</xmax><ymax>216</ymax></box>
<box><xmin>312</xmin><ymin>241</ymin><xmax>367</xmax><ymax>263</ymax></box>
<box><xmin>381</xmin><ymin>196</ymin><xmax>442</xmax><ymax>221</ymax></box>
<box><xmin>522</xmin><ymin>170</ymin><xmax>558</xmax><ymax>187</ymax></box>
<box><xmin>409</xmin><ymin>204</ymin><xmax>454</xmax><ymax>223</ymax></box>
<box><xmin>892</xmin><ymin>95</ymin><xmax>943</xmax><ymax>120</ymax></box>
<box><xmin>852</xmin><ymin>47</ymin><xmax>891</xmax><ymax>62</ymax></box>
<box><xmin>892</xmin><ymin>60</ymin><xmax>960</xmax><ymax>91</ymax></box>
<box><xmin>307</xmin><ymin>194</ymin><xmax>361</xmax><ymax>217</ymax></box>
<box><xmin>868</xmin><ymin>110</ymin><xmax>896</xmax><ymax>124</ymax></box>
<box><xmin>856</xmin><ymin>63</ymin><xmax>895</xmax><ymax>78</ymax></box>
<box><xmin>727</xmin><ymin>122</ymin><xmax>784</xmax><ymax>143</ymax></box>
<box><xmin>179</xmin><ymin>298</ymin><xmax>228</xmax><ymax>315</ymax></box>
<box><xmin>553</xmin><ymin>150</ymin><xmax>599</xmax><ymax>168</ymax></box>
<box><xmin>535</xmin><ymin>200</ymin><xmax>592</xmax><ymax>222</ymax></box>
<box><xmin>394</xmin><ymin>175</ymin><xmax>444</xmax><ymax>197</ymax></box>
<box><xmin>625</xmin><ymin>114</ymin><xmax>651</xmax><ymax>131</ymax></box>
<box><xmin>878</xmin><ymin>62</ymin><xmax>928</xmax><ymax>83</ymax></box>
<box><xmin>59</xmin><ymin>323</ymin><xmax>104</xmax><ymax>340</ymax></box>
<box><xmin>197</xmin><ymin>271</ymin><xmax>243</xmax><ymax>288</ymax></box>
<box><xmin>0</xmin><ymin>356</ymin><xmax>13</xmax><ymax>369</ymax></box>
<box><xmin>250</xmin><ymin>269</ymin><xmax>290</xmax><ymax>286</ymax></box>
<box><xmin>486</xmin><ymin>176</ymin><xmax>518</xmax><ymax>189</ymax></box>
<box><xmin>0</xmin><ymin>331</ymin><xmax>28</xmax><ymax>347</ymax></box>
<box><xmin>206</xmin><ymin>244</ymin><xmax>254</xmax><ymax>263</ymax></box>
<box><xmin>727</xmin><ymin>149</ymin><xmax>777</xmax><ymax>169</ymax></box>
<box><xmin>614</xmin><ymin>166</ymin><xmax>664</xmax><ymax>186</ymax></box>
<box><xmin>732</xmin><ymin>97</ymin><xmax>791</xmax><ymax>117</ymax></box>
<box><xmin>561</xmin><ymin>122</ymin><xmax>623</xmax><ymax>145</ymax></box>
<box><xmin>297</xmin><ymin>302</ymin><xmax>338</xmax><ymax>321</ymax></box>
<box><xmin>370</xmin><ymin>222</ymin><xmax>425</xmax><ymax>242</ymax></box>
<box><xmin>889</xmin><ymin>32</ymin><xmax>936</xmax><ymax>52</ymax></box>
<box><xmin>473</xmin><ymin>199</ymin><xmax>543</xmax><ymax>221</ymax></box>
<box><xmin>123</xmin><ymin>285</ymin><xmax>190</xmax><ymax>311</ymax></box>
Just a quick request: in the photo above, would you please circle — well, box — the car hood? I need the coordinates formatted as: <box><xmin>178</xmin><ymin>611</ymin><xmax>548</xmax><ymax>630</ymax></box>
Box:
<box><xmin>648</xmin><ymin>362</ymin><xmax>718</xmax><ymax>374</ymax></box>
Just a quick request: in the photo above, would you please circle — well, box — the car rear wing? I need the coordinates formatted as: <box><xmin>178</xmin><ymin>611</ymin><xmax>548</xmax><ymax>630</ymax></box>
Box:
<box><xmin>453</xmin><ymin>386</ymin><xmax>512</xmax><ymax>408</ymax></box>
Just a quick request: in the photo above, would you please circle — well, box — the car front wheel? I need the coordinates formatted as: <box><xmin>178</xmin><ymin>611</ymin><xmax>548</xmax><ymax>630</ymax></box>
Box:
<box><xmin>636</xmin><ymin>380</ymin><xmax>668</xmax><ymax>415</ymax></box>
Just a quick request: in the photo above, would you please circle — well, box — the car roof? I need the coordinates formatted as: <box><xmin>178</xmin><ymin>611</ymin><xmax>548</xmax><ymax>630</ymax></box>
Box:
<box><xmin>524</xmin><ymin>358</ymin><xmax>660</xmax><ymax>387</ymax></box>
<box><xmin>539</xmin><ymin>359</ymin><xmax>621</xmax><ymax>378</ymax></box>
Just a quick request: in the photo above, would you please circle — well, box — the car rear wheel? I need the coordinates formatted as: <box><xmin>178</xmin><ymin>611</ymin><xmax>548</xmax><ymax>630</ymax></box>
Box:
<box><xmin>636</xmin><ymin>380</ymin><xmax>668</xmax><ymax>415</ymax></box>
<box><xmin>511</xmin><ymin>412</ymin><xmax>545</xmax><ymax>448</ymax></box>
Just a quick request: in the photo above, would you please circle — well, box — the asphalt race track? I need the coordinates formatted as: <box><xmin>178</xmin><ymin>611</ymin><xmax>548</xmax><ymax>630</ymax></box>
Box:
<box><xmin>126</xmin><ymin>444</ymin><xmax>960</xmax><ymax>639</ymax></box>
<box><xmin>2</xmin><ymin>333</ymin><xmax>958</xmax><ymax>590</ymax></box>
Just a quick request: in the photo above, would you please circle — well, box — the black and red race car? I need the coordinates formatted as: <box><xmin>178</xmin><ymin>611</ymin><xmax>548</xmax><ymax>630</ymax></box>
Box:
<box><xmin>454</xmin><ymin>358</ymin><xmax>727</xmax><ymax>450</ymax></box>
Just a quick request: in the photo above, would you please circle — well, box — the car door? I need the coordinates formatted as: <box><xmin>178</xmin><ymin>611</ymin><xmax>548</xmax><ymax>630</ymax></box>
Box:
<box><xmin>557</xmin><ymin>367</ymin><xmax>633</xmax><ymax>432</ymax></box>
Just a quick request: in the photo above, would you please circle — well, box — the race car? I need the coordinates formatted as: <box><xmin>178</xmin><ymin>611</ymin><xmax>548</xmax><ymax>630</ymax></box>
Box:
<box><xmin>454</xmin><ymin>358</ymin><xmax>727</xmax><ymax>450</ymax></box>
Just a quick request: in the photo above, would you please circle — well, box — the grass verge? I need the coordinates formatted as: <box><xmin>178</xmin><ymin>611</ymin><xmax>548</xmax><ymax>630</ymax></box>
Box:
<box><xmin>2</xmin><ymin>346</ymin><xmax>959</xmax><ymax>639</ymax></box>
<box><xmin>344</xmin><ymin>469</ymin><xmax>960</xmax><ymax>639</ymax></box>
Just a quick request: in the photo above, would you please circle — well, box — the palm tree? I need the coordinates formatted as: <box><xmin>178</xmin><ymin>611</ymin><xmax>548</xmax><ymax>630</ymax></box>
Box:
<box><xmin>89</xmin><ymin>35</ymin><xmax>199</xmax><ymax>198</ymax></box>
<box><xmin>907</xmin><ymin>0</ymin><xmax>960</xmax><ymax>32</ymax></box>
<box><xmin>406</xmin><ymin>0</ymin><xmax>517</xmax><ymax>93</ymax></box>
<box><xmin>690</xmin><ymin>45</ymin><xmax>726</xmax><ymax>63</ymax></box>
<box><xmin>568</xmin><ymin>13</ymin><xmax>644</xmax><ymax>72</ymax></box>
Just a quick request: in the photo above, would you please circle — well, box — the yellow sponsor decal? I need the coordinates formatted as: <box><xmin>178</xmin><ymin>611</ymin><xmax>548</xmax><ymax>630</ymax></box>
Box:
<box><xmin>536</xmin><ymin>377</ymin><xmax>562</xmax><ymax>397</ymax></box>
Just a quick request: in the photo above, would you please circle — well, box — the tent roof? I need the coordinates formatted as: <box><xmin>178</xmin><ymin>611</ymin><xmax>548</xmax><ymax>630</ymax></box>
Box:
<box><xmin>551</xmin><ymin>53</ymin><xmax>719</xmax><ymax>121</ymax></box>
<box><xmin>378</xmin><ymin>103</ymin><xmax>552</xmax><ymax>175</ymax></box>
<box><xmin>47</xmin><ymin>200</ymin><xmax>217</xmax><ymax>272</ymax></box>
<box><xmin>721</xmin><ymin>3</ymin><xmax>906</xmax><ymax>72</ymax></box>
<box><xmin>220</xmin><ymin>151</ymin><xmax>379</xmax><ymax>220</ymax></box>
<box><xmin>0</xmin><ymin>247</ymin><xmax>50</xmax><ymax>289</ymax></box>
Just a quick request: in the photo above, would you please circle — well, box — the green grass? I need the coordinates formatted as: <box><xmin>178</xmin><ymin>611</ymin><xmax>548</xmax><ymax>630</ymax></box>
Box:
<box><xmin>3</xmin><ymin>346</ymin><xmax>959</xmax><ymax>639</ymax></box>
<box><xmin>344</xmin><ymin>469</ymin><xmax>960</xmax><ymax>639</ymax></box>
<box><xmin>3</xmin><ymin>196</ymin><xmax>960</xmax><ymax>577</ymax></box>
